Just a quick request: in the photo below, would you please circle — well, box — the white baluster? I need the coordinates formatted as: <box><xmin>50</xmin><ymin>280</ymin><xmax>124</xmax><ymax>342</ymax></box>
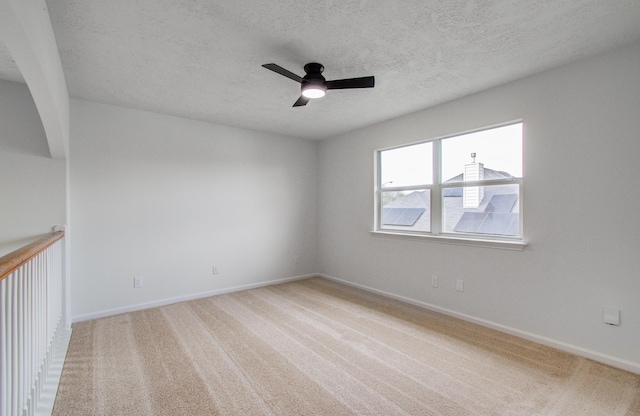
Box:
<box><xmin>0</xmin><ymin>235</ymin><xmax>66</xmax><ymax>416</ymax></box>
<box><xmin>1</xmin><ymin>278</ymin><xmax>8</xmax><ymax>416</ymax></box>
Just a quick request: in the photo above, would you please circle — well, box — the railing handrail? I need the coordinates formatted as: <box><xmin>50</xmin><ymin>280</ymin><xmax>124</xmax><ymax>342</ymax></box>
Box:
<box><xmin>0</xmin><ymin>231</ymin><xmax>65</xmax><ymax>282</ymax></box>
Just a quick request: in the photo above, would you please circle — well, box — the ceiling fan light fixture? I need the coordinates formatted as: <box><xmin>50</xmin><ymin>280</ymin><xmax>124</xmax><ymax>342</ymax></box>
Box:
<box><xmin>301</xmin><ymin>83</ymin><xmax>327</xmax><ymax>99</ymax></box>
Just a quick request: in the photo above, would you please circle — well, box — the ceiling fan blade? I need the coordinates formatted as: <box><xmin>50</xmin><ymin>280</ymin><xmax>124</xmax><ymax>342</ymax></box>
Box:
<box><xmin>325</xmin><ymin>76</ymin><xmax>375</xmax><ymax>90</ymax></box>
<box><xmin>262</xmin><ymin>63</ymin><xmax>304</xmax><ymax>83</ymax></box>
<box><xmin>293</xmin><ymin>95</ymin><xmax>310</xmax><ymax>107</ymax></box>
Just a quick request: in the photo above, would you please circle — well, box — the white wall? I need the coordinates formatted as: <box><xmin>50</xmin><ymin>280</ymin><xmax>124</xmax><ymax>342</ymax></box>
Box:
<box><xmin>0</xmin><ymin>79</ymin><xmax>66</xmax><ymax>256</ymax></box>
<box><xmin>70</xmin><ymin>100</ymin><xmax>318</xmax><ymax>320</ymax></box>
<box><xmin>318</xmin><ymin>41</ymin><xmax>640</xmax><ymax>369</ymax></box>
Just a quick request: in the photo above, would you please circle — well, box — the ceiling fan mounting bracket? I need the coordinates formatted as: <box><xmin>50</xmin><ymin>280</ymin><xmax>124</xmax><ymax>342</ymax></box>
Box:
<box><xmin>304</xmin><ymin>62</ymin><xmax>324</xmax><ymax>75</ymax></box>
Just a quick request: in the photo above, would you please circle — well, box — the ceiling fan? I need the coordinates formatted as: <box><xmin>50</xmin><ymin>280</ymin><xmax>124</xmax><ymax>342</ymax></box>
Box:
<box><xmin>262</xmin><ymin>62</ymin><xmax>375</xmax><ymax>107</ymax></box>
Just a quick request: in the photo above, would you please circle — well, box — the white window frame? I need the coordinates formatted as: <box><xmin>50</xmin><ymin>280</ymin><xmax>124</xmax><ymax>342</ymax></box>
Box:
<box><xmin>373</xmin><ymin>121</ymin><xmax>526</xmax><ymax>250</ymax></box>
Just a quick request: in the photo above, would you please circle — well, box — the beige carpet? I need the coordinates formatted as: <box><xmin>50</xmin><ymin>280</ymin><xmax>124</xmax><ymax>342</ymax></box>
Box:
<box><xmin>53</xmin><ymin>278</ymin><xmax>640</xmax><ymax>415</ymax></box>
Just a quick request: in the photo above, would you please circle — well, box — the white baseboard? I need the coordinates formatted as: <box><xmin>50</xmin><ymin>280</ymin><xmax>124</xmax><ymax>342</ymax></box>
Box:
<box><xmin>318</xmin><ymin>274</ymin><xmax>640</xmax><ymax>375</ymax></box>
<box><xmin>72</xmin><ymin>274</ymin><xmax>316</xmax><ymax>323</ymax></box>
<box><xmin>71</xmin><ymin>272</ymin><xmax>640</xmax><ymax>375</ymax></box>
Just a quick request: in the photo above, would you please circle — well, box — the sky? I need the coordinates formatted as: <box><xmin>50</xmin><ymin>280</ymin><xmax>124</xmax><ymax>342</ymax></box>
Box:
<box><xmin>381</xmin><ymin>122</ymin><xmax>522</xmax><ymax>187</ymax></box>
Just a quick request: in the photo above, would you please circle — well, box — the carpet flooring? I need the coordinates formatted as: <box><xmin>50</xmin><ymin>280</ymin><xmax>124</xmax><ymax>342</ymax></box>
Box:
<box><xmin>52</xmin><ymin>278</ymin><xmax>640</xmax><ymax>415</ymax></box>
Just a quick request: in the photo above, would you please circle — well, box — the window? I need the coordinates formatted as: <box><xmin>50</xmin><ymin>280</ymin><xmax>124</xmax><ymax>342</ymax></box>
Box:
<box><xmin>376</xmin><ymin>122</ymin><xmax>523</xmax><ymax>243</ymax></box>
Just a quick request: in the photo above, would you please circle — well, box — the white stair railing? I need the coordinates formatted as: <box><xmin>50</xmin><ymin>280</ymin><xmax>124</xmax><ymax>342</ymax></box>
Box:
<box><xmin>0</xmin><ymin>231</ymin><xmax>67</xmax><ymax>416</ymax></box>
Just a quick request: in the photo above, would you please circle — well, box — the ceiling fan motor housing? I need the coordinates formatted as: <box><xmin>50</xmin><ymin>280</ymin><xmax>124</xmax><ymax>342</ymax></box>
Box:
<box><xmin>302</xmin><ymin>63</ymin><xmax>326</xmax><ymax>85</ymax></box>
<box><xmin>301</xmin><ymin>63</ymin><xmax>327</xmax><ymax>97</ymax></box>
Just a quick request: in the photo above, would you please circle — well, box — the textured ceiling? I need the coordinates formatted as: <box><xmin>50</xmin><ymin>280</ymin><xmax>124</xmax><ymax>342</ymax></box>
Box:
<box><xmin>3</xmin><ymin>0</ymin><xmax>640</xmax><ymax>139</ymax></box>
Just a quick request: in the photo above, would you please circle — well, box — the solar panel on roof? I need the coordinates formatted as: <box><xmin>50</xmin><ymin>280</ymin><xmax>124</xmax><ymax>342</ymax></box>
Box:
<box><xmin>453</xmin><ymin>212</ymin><xmax>519</xmax><ymax>236</ymax></box>
<box><xmin>382</xmin><ymin>208</ymin><xmax>425</xmax><ymax>226</ymax></box>
<box><xmin>478</xmin><ymin>213</ymin><xmax>519</xmax><ymax>235</ymax></box>
<box><xmin>382</xmin><ymin>208</ymin><xmax>403</xmax><ymax>224</ymax></box>
<box><xmin>505</xmin><ymin>215</ymin><xmax>519</xmax><ymax>236</ymax></box>
<box><xmin>485</xmin><ymin>194</ymin><xmax>517</xmax><ymax>213</ymax></box>
<box><xmin>453</xmin><ymin>212</ymin><xmax>485</xmax><ymax>233</ymax></box>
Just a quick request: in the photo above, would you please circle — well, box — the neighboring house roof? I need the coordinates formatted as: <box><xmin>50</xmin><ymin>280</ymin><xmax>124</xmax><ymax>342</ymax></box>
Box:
<box><xmin>383</xmin><ymin>167</ymin><xmax>519</xmax><ymax>236</ymax></box>
<box><xmin>383</xmin><ymin>190</ymin><xmax>431</xmax><ymax>231</ymax></box>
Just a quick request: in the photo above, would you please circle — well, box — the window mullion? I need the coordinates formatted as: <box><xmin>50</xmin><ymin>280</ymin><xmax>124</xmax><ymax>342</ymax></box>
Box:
<box><xmin>375</xmin><ymin>150</ymin><xmax>382</xmax><ymax>231</ymax></box>
<box><xmin>440</xmin><ymin>178</ymin><xmax>522</xmax><ymax>188</ymax></box>
<box><xmin>518</xmin><ymin>181</ymin><xmax>524</xmax><ymax>239</ymax></box>
<box><xmin>432</xmin><ymin>139</ymin><xmax>442</xmax><ymax>235</ymax></box>
<box><xmin>381</xmin><ymin>184</ymin><xmax>431</xmax><ymax>192</ymax></box>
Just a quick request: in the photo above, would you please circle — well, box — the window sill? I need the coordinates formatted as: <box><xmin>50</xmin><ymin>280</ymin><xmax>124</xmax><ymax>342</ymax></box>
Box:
<box><xmin>369</xmin><ymin>230</ymin><xmax>527</xmax><ymax>251</ymax></box>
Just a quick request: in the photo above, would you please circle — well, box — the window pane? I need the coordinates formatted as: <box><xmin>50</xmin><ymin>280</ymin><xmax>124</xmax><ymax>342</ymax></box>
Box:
<box><xmin>441</xmin><ymin>123</ymin><xmax>522</xmax><ymax>183</ymax></box>
<box><xmin>380</xmin><ymin>142</ymin><xmax>433</xmax><ymax>187</ymax></box>
<box><xmin>381</xmin><ymin>190</ymin><xmax>430</xmax><ymax>232</ymax></box>
<box><xmin>442</xmin><ymin>184</ymin><xmax>519</xmax><ymax>237</ymax></box>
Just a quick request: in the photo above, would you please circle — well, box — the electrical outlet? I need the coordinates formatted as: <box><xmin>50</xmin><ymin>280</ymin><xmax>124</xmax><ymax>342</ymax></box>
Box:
<box><xmin>133</xmin><ymin>276</ymin><xmax>143</xmax><ymax>288</ymax></box>
<box><xmin>212</xmin><ymin>266</ymin><xmax>219</xmax><ymax>275</ymax></box>
<box><xmin>431</xmin><ymin>276</ymin><xmax>438</xmax><ymax>288</ymax></box>
<box><xmin>456</xmin><ymin>279</ymin><xmax>464</xmax><ymax>292</ymax></box>
<box><xmin>293</xmin><ymin>256</ymin><xmax>300</xmax><ymax>265</ymax></box>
